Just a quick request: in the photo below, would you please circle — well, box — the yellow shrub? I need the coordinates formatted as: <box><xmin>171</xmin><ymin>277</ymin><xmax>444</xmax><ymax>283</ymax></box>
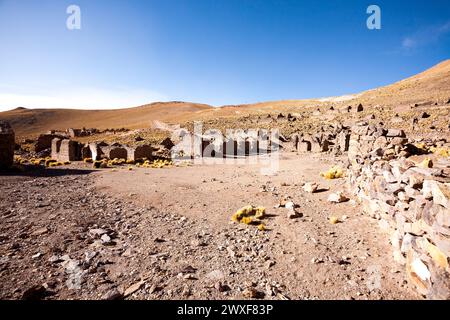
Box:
<box><xmin>45</xmin><ymin>159</ymin><xmax>57</xmax><ymax>167</ymax></box>
<box><xmin>231</xmin><ymin>205</ymin><xmax>267</xmax><ymax>228</ymax></box>
<box><xmin>320</xmin><ymin>166</ymin><xmax>344</xmax><ymax>179</ymax></box>
<box><xmin>93</xmin><ymin>160</ymin><xmax>103</xmax><ymax>168</ymax></box>
<box><xmin>329</xmin><ymin>216</ymin><xmax>339</xmax><ymax>224</ymax></box>
<box><xmin>84</xmin><ymin>158</ymin><xmax>93</xmax><ymax>163</ymax></box>
<box><xmin>415</xmin><ymin>143</ymin><xmax>429</xmax><ymax>153</ymax></box>
<box><xmin>431</xmin><ymin>147</ymin><xmax>449</xmax><ymax>157</ymax></box>
<box><xmin>419</xmin><ymin>158</ymin><xmax>433</xmax><ymax>168</ymax></box>
<box><xmin>241</xmin><ymin>217</ymin><xmax>253</xmax><ymax>225</ymax></box>
<box><xmin>48</xmin><ymin>161</ymin><xmax>64</xmax><ymax>167</ymax></box>
<box><xmin>254</xmin><ymin>207</ymin><xmax>266</xmax><ymax>219</ymax></box>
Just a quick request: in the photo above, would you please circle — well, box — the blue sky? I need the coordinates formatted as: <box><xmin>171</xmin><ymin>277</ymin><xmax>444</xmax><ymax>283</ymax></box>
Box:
<box><xmin>0</xmin><ymin>0</ymin><xmax>449</xmax><ymax>111</ymax></box>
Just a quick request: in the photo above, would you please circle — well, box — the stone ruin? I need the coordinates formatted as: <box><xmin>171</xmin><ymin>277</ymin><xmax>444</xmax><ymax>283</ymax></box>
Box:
<box><xmin>170</xmin><ymin>129</ymin><xmax>281</xmax><ymax>159</ymax></box>
<box><xmin>0</xmin><ymin>121</ymin><xmax>15</xmax><ymax>169</ymax></box>
<box><xmin>51</xmin><ymin>138</ymin><xmax>81</xmax><ymax>162</ymax></box>
<box><xmin>67</xmin><ymin>128</ymin><xmax>98</xmax><ymax>138</ymax></box>
<box><xmin>344</xmin><ymin>103</ymin><xmax>364</xmax><ymax>113</ymax></box>
<box><xmin>51</xmin><ymin>138</ymin><xmax>153</xmax><ymax>162</ymax></box>
<box><xmin>290</xmin><ymin>123</ymin><xmax>351</xmax><ymax>155</ymax></box>
<box><xmin>35</xmin><ymin>133</ymin><xmax>66</xmax><ymax>153</ymax></box>
<box><xmin>256</xmin><ymin>113</ymin><xmax>297</xmax><ymax>124</ymax></box>
<box><xmin>127</xmin><ymin>145</ymin><xmax>153</xmax><ymax>161</ymax></box>
<box><xmin>346</xmin><ymin>121</ymin><xmax>450</xmax><ymax>299</ymax></box>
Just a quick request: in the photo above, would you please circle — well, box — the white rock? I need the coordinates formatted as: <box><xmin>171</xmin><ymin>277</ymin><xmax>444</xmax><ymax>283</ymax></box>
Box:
<box><xmin>327</xmin><ymin>192</ymin><xmax>349</xmax><ymax>203</ymax></box>
<box><xmin>302</xmin><ymin>182</ymin><xmax>318</xmax><ymax>193</ymax></box>
<box><xmin>101</xmin><ymin>234</ymin><xmax>112</xmax><ymax>244</ymax></box>
<box><xmin>411</xmin><ymin>258</ymin><xmax>431</xmax><ymax>281</ymax></box>
<box><xmin>89</xmin><ymin>228</ymin><xmax>108</xmax><ymax>237</ymax></box>
<box><xmin>285</xmin><ymin>201</ymin><xmax>295</xmax><ymax>210</ymax></box>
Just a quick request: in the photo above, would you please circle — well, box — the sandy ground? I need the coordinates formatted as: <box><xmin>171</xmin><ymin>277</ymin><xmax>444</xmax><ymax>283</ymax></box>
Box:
<box><xmin>0</xmin><ymin>152</ymin><xmax>420</xmax><ymax>300</ymax></box>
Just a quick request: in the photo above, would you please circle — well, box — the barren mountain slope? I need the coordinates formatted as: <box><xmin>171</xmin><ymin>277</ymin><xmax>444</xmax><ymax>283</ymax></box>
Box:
<box><xmin>0</xmin><ymin>59</ymin><xmax>449</xmax><ymax>139</ymax></box>
<box><xmin>0</xmin><ymin>102</ymin><xmax>212</xmax><ymax>139</ymax></box>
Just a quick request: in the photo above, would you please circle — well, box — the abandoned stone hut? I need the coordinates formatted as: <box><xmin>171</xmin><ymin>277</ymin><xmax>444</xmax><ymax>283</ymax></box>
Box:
<box><xmin>0</xmin><ymin>121</ymin><xmax>15</xmax><ymax>168</ymax></box>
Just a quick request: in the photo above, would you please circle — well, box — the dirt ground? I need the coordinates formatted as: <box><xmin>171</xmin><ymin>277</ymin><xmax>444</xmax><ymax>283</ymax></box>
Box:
<box><xmin>0</xmin><ymin>152</ymin><xmax>420</xmax><ymax>300</ymax></box>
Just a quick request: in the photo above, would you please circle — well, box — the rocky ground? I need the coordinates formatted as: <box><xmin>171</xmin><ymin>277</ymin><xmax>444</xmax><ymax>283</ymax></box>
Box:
<box><xmin>0</xmin><ymin>153</ymin><xmax>420</xmax><ymax>300</ymax></box>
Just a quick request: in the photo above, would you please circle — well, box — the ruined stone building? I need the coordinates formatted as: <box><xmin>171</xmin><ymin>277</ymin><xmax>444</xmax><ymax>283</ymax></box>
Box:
<box><xmin>0</xmin><ymin>121</ymin><xmax>15</xmax><ymax>168</ymax></box>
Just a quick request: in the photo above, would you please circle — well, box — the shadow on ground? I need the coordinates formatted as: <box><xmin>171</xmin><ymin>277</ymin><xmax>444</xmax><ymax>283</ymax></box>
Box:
<box><xmin>0</xmin><ymin>166</ymin><xmax>96</xmax><ymax>177</ymax></box>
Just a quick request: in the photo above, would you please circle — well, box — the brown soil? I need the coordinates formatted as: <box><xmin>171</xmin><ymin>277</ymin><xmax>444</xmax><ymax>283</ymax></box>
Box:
<box><xmin>0</xmin><ymin>153</ymin><xmax>420</xmax><ymax>300</ymax></box>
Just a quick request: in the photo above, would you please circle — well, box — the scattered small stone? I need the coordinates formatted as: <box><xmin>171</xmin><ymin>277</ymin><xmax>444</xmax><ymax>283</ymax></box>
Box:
<box><xmin>89</xmin><ymin>228</ymin><xmax>108</xmax><ymax>237</ymax></box>
<box><xmin>302</xmin><ymin>182</ymin><xmax>318</xmax><ymax>193</ymax></box>
<box><xmin>287</xmin><ymin>208</ymin><xmax>301</xmax><ymax>219</ymax></box>
<box><xmin>215</xmin><ymin>282</ymin><xmax>231</xmax><ymax>292</ymax></box>
<box><xmin>265</xmin><ymin>260</ymin><xmax>276</xmax><ymax>269</ymax></box>
<box><xmin>183</xmin><ymin>274</ymin><xmax>197</xmax><ymax>280</ymax></box>
<box><xmin>32</xmin><ymin>252</ymin><xmax>42</xmax><ymax>259</ymax></box>
<box><xmin>100</xmin><ymin>234</ymin><xmax>112</xmax><ymax>244</ymax></box>
<box><xmin>329</xmin><ymin>216</ymin><xmax>339</xmax><ymax>224</ymax></box>
<box><xmin>102</xmin><ymin>288</ymin><xmax>123</xmax><ymax>300</ymax></box>
<box><xmin>242</xmin><ymin>287</ymin><xmax>263</xmax><ymax>299</ymax></box>
<box><xmin>123</xmin><ymin>280</ymin><xmax>146</xmax><ymax>297</ymax></box>
<box><xmin>327</xmin><ymin>192</ymin><xmax>349</xmax><ymax>203</ymax></box>
<box><xmin>31</xmin><ymin>227</ymin><xmax>48</xmax><ymax>237</ymax></box>
<box><xmin>21</xmin><ymin>285</ymin><xmax>48</xmax><ymax>300</ymax></box>
<box><xmin>311</xmin><ymin>257</ymin><xmax>324</xmax><ymax>264</ymax></box>
<box><xmin>180</xmin><ymin>265</ymin><xmax>197</xmax><ymax>274</ymax></box>
<box><xmin>48</xmin><ymin>255</ymin><xmax>62</xmax><ymax>263</ymax></box>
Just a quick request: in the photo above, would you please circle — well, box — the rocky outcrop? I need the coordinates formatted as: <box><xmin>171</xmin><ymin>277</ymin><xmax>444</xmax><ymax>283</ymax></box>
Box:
<box><xmin>290</xmin><ymin>123</ymin><xmax>350</xmax><ymax>155</ymax></box>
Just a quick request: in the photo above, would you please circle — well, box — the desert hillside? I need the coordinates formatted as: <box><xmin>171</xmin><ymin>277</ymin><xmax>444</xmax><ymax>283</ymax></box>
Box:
<box><xmin>0</xmin><ymin>60</ymin><xmax>449</xmax><ymax>140</ymax></box>
<box><xmin>0</xmin><ymin>102</ymin><xmax>213</xmax><ymax>139</ymax></box>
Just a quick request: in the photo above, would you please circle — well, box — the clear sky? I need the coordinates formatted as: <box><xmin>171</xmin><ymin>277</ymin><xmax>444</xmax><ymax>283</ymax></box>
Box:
<box><xmin>0</xmin><ymin>0</ymin><xmax>449</xmax><ymax>111</ymax></box>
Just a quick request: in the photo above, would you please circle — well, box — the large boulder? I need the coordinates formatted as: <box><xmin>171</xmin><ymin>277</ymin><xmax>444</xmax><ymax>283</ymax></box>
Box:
<box><xmin>0</xmin><ymin>121</ymin><xmax>15</xmax><ymax>168</ymax></box>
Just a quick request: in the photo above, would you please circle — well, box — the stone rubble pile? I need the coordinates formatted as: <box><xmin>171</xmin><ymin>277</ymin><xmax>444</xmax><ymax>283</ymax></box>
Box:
<box><xmin>347</xmin><ymin>121</ymin><xmax>450</xmax><ymax>299</ymax></box>
<box><xmin>290</xmin><ymin>123</ymin><xmax>351</xmax><ymax>155</ymax></box>
<box><xmin>171</xmin><ymin>129</ymin><xmax>280</xmax><ymax>159</ymax></box>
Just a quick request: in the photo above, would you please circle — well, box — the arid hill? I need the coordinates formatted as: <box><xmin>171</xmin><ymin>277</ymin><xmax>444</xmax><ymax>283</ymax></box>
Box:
<box><xmin>0</xmin><ymin>102</ymin><xmax>213</xmax><ymax>139</ymax></box>
<box><xmin>1</xmin><ymin>59</ymin><xmax>449</xmax><ymax>139</ymax></box>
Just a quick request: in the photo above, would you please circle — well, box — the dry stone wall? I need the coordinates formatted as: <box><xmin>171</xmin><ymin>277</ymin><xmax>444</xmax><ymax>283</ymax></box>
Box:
<box><xmin>347</xmin><ymin>121</ymin><xmax>450</xmax><ymax>299</ymax></box>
